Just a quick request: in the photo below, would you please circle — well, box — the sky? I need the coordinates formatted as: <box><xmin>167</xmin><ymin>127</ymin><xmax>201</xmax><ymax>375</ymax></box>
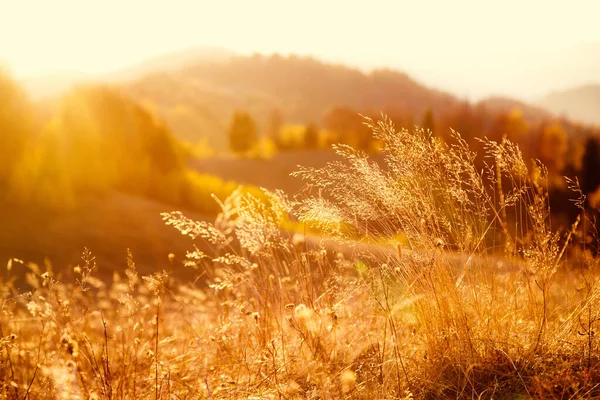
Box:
<box><xmin>1</xmin><ymin>0</ymin><xmax>600</xmax><ymax>100</ymax></box>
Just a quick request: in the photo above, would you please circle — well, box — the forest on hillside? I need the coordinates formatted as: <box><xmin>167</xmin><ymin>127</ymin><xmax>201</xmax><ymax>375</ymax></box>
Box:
<box><xmin>1</xmin><ymin>69</ymin><xmax>259</xmax><ymax>215</ymax></box>
<box><xmin>159</xmin><ymin>55</ymin><xmax>600</xmax><ymax>224</ymax></box>
<box><xmin>4</xmin><ymin>54</ymin><xmax>600</xmax><ymax>224</ymax></box>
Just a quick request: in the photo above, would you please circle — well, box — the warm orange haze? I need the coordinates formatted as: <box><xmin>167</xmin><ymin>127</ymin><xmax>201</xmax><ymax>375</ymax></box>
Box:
<box><xmin>3</xmin><ymin>0</ymin><xmax>600</xmax><ymax>100</ymax></box>
<box><xmin>1</xmin><ymin>1</ymin><xmax>600</xmax><ymax>398</ymax></box>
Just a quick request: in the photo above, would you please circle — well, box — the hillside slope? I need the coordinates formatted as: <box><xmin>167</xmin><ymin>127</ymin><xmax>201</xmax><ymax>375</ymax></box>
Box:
<box><xmin>538</xmin><ymin>84</ymin><xmax>600</xmax><ymax>126</ymax></box>
<box><xmin>0</xmin><ymin>192</ymin><xmax>204</xmax><ymax>281</ymax></box>
<box><xmin>478</xmin><ymin>96</ymin><xmax>550</xmax><ymax>123</ymax></box>
<box><xmin>21</xmin><ymin>46</ymin><xmax>236</xmax><ymax>100</ymax></box>
<box><xmin>123</xmin><ymin>54</ymin><xmax>459</xmax><ymax>149</ymax></box>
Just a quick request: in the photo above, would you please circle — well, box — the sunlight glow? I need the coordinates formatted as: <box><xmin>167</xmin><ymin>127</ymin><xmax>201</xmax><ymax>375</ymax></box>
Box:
<box><xmin>1</xmin><ymin>0</ymin><xmax>599</xmax><ymax>98</ymax></box>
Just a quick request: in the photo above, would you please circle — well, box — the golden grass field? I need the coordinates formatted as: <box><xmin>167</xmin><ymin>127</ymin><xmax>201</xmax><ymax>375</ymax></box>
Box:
<box><xmin>2</xmin><ymin>118</ymin><xmax>600</xmax><ymax>399</ymax></box>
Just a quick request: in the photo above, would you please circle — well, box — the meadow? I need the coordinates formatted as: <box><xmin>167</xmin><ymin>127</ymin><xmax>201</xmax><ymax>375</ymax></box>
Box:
<box><xmin>2</xmin><ymin>116</ymin><xmax>600</xmax><ymax>399</ymax></box>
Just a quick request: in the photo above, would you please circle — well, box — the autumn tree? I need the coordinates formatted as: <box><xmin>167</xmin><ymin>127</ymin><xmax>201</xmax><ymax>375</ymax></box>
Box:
<box><xmin>323</xmin><ymin>106</ymin><xmax>372</xmax><ymax>150</ymax></box>
<box><xmin>505</xmin><ymin>109</ymin><xmax>530</xmax><ymax>144</ymax></box>
<box><xmin>439</xmin><ymin>102</ymin><xmax>474</xmax><ymax>143</ymax></box>
<box><xmin>304</xmin><ymin>123</ymin><xmax>319</xmax><ymax>149</ymax></box>
<box><xmin>277</xmin><ymin>125</ymin><xmax>305</xmax><ymax>150</ymax></box>
<box><xmin>323</xmin><ymin>106</ymin><xmax>356</xmax><ymax>137</ymax></box>
<box><xmin>11</xmin><ymin>122</ymin><xmax>77</xmax><ymax>208</ymax></box>
<box><xmin>267</xmin><ymin>108</ymin><xmax>284</xmax><ymax>144</ymax></box>
<box><xmin>228</xmin><ymin>111</ymin><xmax>258</xmax><ymax>154</ymax></box>
<box><xmin>581</xmin><ymin>136</ymin><xmax>600</xmax><ymax>197</ymax></box>
<box><xmin>421</xmin><ymin>107</ymin><xmax>436</xmax><ymax>134</ymax></box>
<box><xmin>538</xmin><ymin>122</ymin><xmax>568</xmax><ymax>181</ymax></box>
<box><xmin>0</xmin><ymin>70</ymin><xmax>36</xmax><ymax>185</ymax></box>
<box><xmin>563</xmin><ymin>136</ymin><xmax>586</xmax><ymax>178</ymax></box>
<box><xmin>385</xmin><ymin>108</ymin><xmax>414</xmax><ymax>132</ymax></box>
<box><xmin>48</xmin><ymin>85</ymin><xmax>184</xmax><ymax>199</ymax></box>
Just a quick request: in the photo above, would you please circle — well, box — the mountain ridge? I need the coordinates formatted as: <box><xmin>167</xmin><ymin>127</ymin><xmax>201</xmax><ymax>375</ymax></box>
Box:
<box><xmin>20</xmin><ymin>48</ymin><xmax>593</xmax><ymax>150</ymax></box>
<box><xmin>537</xmin><ymin>83</ymin><xmax>600</xmax><ymax>127</ymax></box>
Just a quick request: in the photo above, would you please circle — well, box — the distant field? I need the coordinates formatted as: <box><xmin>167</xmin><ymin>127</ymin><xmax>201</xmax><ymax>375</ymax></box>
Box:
<box><xmin>190</xmin><ymin>150</ymin><xmax>383</xmax><ymax>195</ymax></box>
<box><xmin>0</xmin><ymin>192</ymin><xmax>207</xmax><ymax>282</ymax></box>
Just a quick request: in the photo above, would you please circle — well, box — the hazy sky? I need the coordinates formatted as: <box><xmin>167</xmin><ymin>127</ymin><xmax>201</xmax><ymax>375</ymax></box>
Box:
<box><xmin>1</xmin><ymin>0</ymin><xmax>600</xmax><ymax>100</ymax></box>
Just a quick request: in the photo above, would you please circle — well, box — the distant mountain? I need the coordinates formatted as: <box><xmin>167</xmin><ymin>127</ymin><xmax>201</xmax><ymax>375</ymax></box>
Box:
<box><xmin>537</xmin><ymin>84</ymin><xmax>600</xmax><ymax>127</ymax></box>
<box><xmin>20</xmin><ymin>71</ymin><xmax>92</xmax><ymax>100</ymax></box>
<box><xmin>122</xmin><ymin>54</ymin><xmax>459</xmax><ymax>149</ymax></box>
<box><xmin>21</xmin><ymin>46</ymin><xmax>236</xmax><ymax>100</ymax></box>
<box><xmin>21</xmin><ymin>47</ymin><xmax>599</xmax><ymax>151</ymax></box>
<box><xmin>478</xmin><ymin>96</ymin><xmax>550</xmax><ymax>122</ymax></box>
<box><xmin>105</xmin><ymin>46</ymin><xmax>236</xmax><ymax>83</ymax></box>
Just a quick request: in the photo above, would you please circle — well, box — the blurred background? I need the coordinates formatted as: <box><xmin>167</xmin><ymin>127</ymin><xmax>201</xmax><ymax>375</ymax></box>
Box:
<box><xmin>1</xmin><ymin>0</ymin><xmax>599</xmax><ymax>278</ymax></box>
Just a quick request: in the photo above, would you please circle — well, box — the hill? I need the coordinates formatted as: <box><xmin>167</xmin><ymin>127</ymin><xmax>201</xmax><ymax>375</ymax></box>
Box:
<box><xmin>0</xmin><ymin>191</ymin><xmax>203</xmax><ymax>282</ymax></box>
<box><xmin>105</xmin><ymin>45</ymin><xmax>236</xmax><ymax>83</ymax></box>
<box><xmin>477</xmin><ymin>96</ymin><xmax>550</xmax><ymax>123</ymax></box>
<box><xmin>122</xmin><ymin>54</ymin><xmax>459</xmax><ymax>149</ymax></box>
<box><xmin>537</xmin><ymin>84</ymin><xmax>600</xmax><ymax>127</ymax></box>
<box><xmin>20</xmin><ymin>46</ymin><xmax>237</xmax><ymax>100</ymax></box>
<box><xmin>0</xmin><ymin>70</ymin><xmax>257</xmax><ymax>281</ymax></box>
<box><xmin>190</xmin><ymin>150</ymin><xmax>349</xmax><ymax>195</ymax></box>
<box><xmin>24</xmin><ymin>50</ymin><xmax>591</xmax><ymax>152</ymax></box>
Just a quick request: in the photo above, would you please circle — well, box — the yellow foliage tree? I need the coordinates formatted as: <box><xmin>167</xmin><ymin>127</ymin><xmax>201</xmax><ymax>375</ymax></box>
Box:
<box><xmin>0</xmin><ymin>70</ymin><xmax>36</xmax><ymax>185</ymax></box>
<box><xmin>52</xmin><ymin>85</ymin><xmax>183</xmax><ymax>198</ymax></box>
<box><xmin>539</xmin><ymin>123</ymin><xmax>568</xmax><ymax>184</ymax></box>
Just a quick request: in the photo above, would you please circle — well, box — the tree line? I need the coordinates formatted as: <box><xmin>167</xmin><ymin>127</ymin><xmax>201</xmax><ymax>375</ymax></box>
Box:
<box><xmin>228</xmin><ymin>104</ymin><xmax>600</xmax><ymax>213</ymax></box>
<box><xmin>0</xmin><ymin>70</ymin><xmax>249</xmax><ymax>213</ymax></box>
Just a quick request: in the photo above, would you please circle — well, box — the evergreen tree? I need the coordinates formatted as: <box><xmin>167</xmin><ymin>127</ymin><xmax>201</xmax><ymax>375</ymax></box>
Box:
<box><xmin>304</xmin><ymin>123</ymin><xmax>319</xmax><ymax>149</ymax></box>
<box><xmin>538</xmin><ymin>123</ymin><xmax>568</xmax><ymax>177</ymax></box>
<box><xmin>581</xmin><ymin>136</ymin><xmax>600</xmax><ymax>197</ymax></box>
<box><xmin>228</xmin><ymin>111</ymin><xmax>258</xmax><ymax>154</ymax></box>
<box><xmin>0</xmin><ymin>70</ymin><xmax>35</xmax><ymax>184</ymax></box>
<box><xmin>421</xmin><ymin>107</ymin><xmax>435</xmax><ymax>134</ymax></box>
<box><xmin>267</xmin><ymin>109</ymin><xmax>284</xmax><ymax>143</ymax></box>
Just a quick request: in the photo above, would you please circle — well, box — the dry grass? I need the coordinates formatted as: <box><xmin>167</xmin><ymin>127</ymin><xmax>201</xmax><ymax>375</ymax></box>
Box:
<box><xmin>2</xmin><ymin>116</ymin><xmax>600</xmax><ymax>399</ymax></box>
